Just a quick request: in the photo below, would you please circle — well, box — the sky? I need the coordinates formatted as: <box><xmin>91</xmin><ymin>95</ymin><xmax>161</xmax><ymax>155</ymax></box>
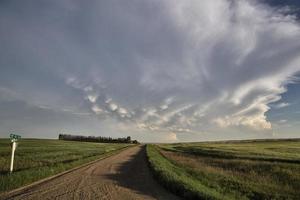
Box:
<box><xmin>0</xmin><ymin>0</ymin><xmax>300</xmax><ymax>142</ymax></box>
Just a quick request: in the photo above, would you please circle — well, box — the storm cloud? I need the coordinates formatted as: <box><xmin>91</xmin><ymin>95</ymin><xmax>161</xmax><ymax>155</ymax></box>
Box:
<box><xmin>1</xmin><ymin>0</ymin><xmax>300</xmax><ymax>142</ymax></box>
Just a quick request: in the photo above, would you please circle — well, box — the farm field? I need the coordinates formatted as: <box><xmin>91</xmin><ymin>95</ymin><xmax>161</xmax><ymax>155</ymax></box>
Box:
<box><xmin>147</xmin><ymin>139</ymin><xmax>300</xmax><ymax>200</ymax></box>
<box><xmin>0</xmin><ymin>139</ymin><xmax>131</xmax><ymax>193</ymax></box>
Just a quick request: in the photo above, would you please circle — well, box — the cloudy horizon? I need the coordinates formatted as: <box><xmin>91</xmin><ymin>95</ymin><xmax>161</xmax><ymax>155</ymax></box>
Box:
<box><xmin>1</xmin><ymin>0</ymin><xmax>300</xmax><ymax>142</ymax></box>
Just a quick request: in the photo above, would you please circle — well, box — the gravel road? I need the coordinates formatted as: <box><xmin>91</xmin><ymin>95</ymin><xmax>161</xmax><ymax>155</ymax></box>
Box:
<box><xmin>1</xmin><ymin>145</ymin><xmax>180</xmax><ymax>200</ymax></box>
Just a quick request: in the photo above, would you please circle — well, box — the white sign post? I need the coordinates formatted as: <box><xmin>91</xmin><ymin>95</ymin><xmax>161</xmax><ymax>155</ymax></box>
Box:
<box><xmin>9</xmin><ymin>134</ymin><xmax>21</xmax><ymax>173</ymax></box>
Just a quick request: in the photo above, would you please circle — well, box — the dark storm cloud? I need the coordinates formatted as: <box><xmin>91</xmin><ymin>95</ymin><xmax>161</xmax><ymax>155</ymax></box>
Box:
<box><xmin>1</xmin><ymin>0</ymin><xmax>300</xmax><ymax>142</ymax></box>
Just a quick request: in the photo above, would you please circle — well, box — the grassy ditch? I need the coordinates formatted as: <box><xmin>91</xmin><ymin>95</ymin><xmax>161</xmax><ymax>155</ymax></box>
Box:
<box><xmin>0</xmin><ymin>139</ymin><xmax>132</xmax><ymax>193</ymax></box>
<box><xmin>146</xmin><ymin>139</ymin><xmax>300</xmax><ymax>200</ymax></box>
<box><xmin>146</xmin><ymin>144</ymin><xmax>230</xmax><ymax>200</ymax></box>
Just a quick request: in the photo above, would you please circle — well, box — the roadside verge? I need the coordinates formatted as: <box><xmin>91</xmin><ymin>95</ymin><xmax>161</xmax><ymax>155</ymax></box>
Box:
<box><xmin>0</xmin><ymin>145</ymin><xmax>134</xmax><ymax>198</ymax></box>
<box><xmin>146</xmin><ymin>144</ymin><xmax>226</xmax><ymax>200</ymax></box>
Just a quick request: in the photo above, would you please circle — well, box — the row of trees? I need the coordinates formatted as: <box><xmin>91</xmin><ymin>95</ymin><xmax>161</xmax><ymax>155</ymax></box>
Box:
<box><xmin>58</xmin><ymin>134</ymin><xmax>139</xmax><ymax>144</ymax></box>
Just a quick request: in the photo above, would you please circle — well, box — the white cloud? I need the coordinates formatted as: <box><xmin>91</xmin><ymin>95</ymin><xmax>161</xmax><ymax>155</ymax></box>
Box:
<box><xmin>273</xmin><ymin>102</ymin><xmax>290</xmax><ymax>109</ymax></box>
<box><xmin>84</xmin><ymin>86</ymin><xmax>93</xmax><ymax>92</ymax></box>
<box><xmin>2</xmin><ymin>0</ymin><xmax>300</xmax><ymax>141</ymax></box>
<box><xmin>160</xmin><ymin>97</ymin><xmax>174</xmax><ymax>110</ymax></box>
<box><xmin>118</xmin><ymin>107</ymin><xmax>128</xmax><ymax>115</ymax></box>
<box><xmin>132</xmin><ymin>0</ymin><xmax>300</xmax><ymax>135</ymax></box>
<box><xmin>160</xmin><ymin>104</ymin><xmax>169</xmax><ymax>110</ymax></box>
<box><xmin>87</xmin><ymin>95</ymin><xmax>98</xmax><ymax>103</ymax></box>
<box><xmin>278</xmin><ymin>119</ymin><xmax>287</xmax><ymax>123</ymax></box>
<box><xmin>57</xmin><ymin>0</ymin><xmax>300</xmax><ymax>138</ymax></box>
<box><xmin>91</xmin><ymin>105</ymin><xmax>103</xmax><ymax>114</ymax></box>
<box><xmin>165</xmin><ymin>132</ymin><xmax>178</xmax><ymax>142</ymax></box>
<box><xmin>108</xmin><ymin>103</ymin><xmax>118</xmax><ymax>111</ymax></box>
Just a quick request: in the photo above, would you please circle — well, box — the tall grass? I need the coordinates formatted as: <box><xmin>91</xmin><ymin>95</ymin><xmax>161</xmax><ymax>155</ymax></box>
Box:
<box><xmin>0</xmin><ymin>139</ymin><xmax>131</xmax><ymax>193</ymax></box>
<box><xmin>147</xmin><ymin>139</ymin><xmax>300</xmax><ymax>200</ymax></box>
<box><xmin>146</xmin><ymin>144</ymin><xmax>232</xmax><ymax>200</ymax></box>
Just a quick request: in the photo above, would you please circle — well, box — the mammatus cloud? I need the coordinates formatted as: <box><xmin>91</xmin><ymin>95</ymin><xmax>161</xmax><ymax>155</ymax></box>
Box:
<box><xmin>0</xmin><ymin>0</ymin><xmax>300</xmax><ymax>141</ymax></box>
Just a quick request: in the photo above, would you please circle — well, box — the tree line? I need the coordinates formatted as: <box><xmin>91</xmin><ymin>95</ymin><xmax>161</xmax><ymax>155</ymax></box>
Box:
<box><xmin>58</xmin><ymin>134</ymin><xmax>139</xmax><ymax>144</ymax></box>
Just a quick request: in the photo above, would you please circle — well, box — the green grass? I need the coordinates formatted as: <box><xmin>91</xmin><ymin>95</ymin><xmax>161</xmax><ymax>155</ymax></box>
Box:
<box><xmin>147</xmin><ymin>139</ymin><xmax>300</xmax><ymax>200</ymax></box>
<box><xmin>0</xmin><ymin>139</ymin><xmax>132</xmax><ymax>193</ymax></box>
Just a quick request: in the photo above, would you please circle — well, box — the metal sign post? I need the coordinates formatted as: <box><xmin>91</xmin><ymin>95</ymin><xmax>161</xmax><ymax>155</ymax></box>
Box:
<box><xmin>9</xmin><ymin>134</ymin><xmax>21</xmax><ymax>173</ymax></box>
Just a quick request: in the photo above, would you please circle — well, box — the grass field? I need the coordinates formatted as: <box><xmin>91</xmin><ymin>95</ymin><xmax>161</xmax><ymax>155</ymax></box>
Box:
<box><xmin>0</xmin><ymin>139</ymin><xmax>131</xmax><ymax>193</ymax></box>
<box><xmin>147</xmin><ymin>139</ymin><xmax>300</xmax><ymax>200</ymax></box>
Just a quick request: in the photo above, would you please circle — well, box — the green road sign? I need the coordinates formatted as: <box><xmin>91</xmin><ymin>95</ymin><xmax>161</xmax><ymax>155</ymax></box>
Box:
<box><xmin>10</xmin><ymin>134</ymin><xmax>21</xmax><ymax>140</ymax></box>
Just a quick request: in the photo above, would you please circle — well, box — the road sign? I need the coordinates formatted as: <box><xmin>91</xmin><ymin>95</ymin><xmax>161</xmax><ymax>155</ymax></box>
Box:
<box><xmin>10</xmin><ymin>134</ymin><xmax>21</xmax><ymax>140</ymax></box>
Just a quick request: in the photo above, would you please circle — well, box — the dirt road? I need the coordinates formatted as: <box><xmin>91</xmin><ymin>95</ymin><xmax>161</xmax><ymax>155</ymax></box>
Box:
<box><xmin>1</xmin><ymin>145</ymin><xmax>180</xmax><ymax>200</ymax></box>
